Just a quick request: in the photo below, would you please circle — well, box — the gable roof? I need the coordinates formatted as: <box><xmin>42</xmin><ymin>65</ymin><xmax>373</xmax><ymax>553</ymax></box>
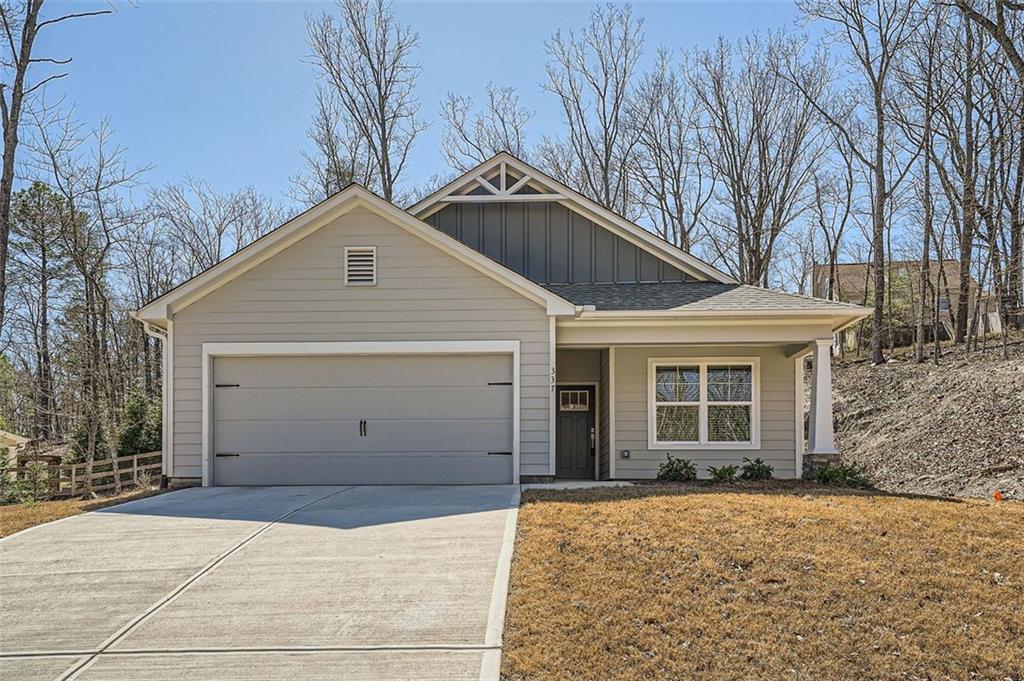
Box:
<box><xmin>407</xmin><ymin>152</ymin><xmax>736</xmax><ymax>285</ymax></box>
<box><xmin>135</xmin><ymin>184</ymin><xmax>576</xmax><ymax>326</ymax></box>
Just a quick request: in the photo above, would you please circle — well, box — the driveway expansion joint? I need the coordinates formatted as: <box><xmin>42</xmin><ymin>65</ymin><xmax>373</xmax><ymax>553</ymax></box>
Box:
<box><xmin>55</xmin><ymin>486</ymin><xmax>357</xmax><ymax>681</ymax></box>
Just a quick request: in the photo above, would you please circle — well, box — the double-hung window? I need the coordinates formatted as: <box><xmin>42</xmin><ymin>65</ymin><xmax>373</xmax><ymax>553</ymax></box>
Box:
<box><xmin>649</xmin><ymin>358</ymin><xmax>759</xmax><ymax>448</ymax></box>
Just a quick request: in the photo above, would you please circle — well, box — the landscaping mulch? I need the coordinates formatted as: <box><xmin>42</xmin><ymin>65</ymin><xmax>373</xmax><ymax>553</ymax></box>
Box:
<box><xmin>502</xmin><ymin>483</ymin><xmax>1024</xmax><ymax>680</ymax></box>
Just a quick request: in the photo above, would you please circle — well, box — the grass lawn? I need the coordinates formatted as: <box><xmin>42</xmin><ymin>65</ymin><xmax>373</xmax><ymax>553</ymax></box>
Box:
<box><xmin>0</xmin><ymin>487</ymin><xmax>167</xmax><ymax>538</ymax></box>
<box><xmin>502</xmin><ymin>484</ymin><xmax>1023</xmax><ymax>680</ymax></box>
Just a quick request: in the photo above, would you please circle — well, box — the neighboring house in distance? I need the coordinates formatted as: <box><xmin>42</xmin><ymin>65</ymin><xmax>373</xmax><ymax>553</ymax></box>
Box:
<box><xmin>812</xmin><ymin>260</ymin><xmax>997</xmax><ymax>349</ymax></box>
<box><xmin>135</xmin><ymin>153</ymin><xmax>869</xmax><ymax>487</ymax></box>
<box><xmin>1</xmin><ymin>430</ymin><xmax>31</xmax><ymax>469</ymax></box>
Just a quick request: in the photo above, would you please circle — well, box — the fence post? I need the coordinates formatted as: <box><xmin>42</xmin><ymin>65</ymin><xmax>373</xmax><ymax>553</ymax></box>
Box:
<box><xmin>70</xmin><ymin>465</ymin><xmax>77</xmax><ymax>497</ymax></box>
<box><xmin>133</xmin><ymin>455</ymin><xmax>138</xmax><ymax>485</ymax></box>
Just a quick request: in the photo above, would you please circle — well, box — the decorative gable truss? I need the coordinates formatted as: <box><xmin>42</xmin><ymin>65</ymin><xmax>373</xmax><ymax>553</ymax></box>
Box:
<box><xmin>409</xmin><ymin>153</ymin><xmax>735</xmax><ymax>285</ymax></box>
<box><xmin>418</xmin><ymin>161</ymin><xmax>566</xmax><ymax>212</ymax></box>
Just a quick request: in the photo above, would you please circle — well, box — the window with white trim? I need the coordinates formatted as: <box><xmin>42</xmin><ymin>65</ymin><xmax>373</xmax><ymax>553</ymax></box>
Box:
<box><xmin>649</xmin><ymin>359</ymin><xmax>758</xmax><ymax>447</ymax></box>
<box><xmin>344</xmin><ymin>246</ymin><xmax>377</xmax><ymax>285</ymax></box>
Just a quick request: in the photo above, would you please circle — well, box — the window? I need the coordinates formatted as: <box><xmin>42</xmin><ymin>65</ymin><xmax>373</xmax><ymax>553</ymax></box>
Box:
<box><xmin>648</xmin><ymin>358</ymin><xmax>759</xmax><ymax>448</ymax></box>
<box><xmin>344</xmin><ymin>246</ymin><xmax>377</xmax><ymax>285</ymax></box>
<box><xmin>559</xmin><ymin>390</ymin><xmax>589</xmax><ymax>411</ymax></box>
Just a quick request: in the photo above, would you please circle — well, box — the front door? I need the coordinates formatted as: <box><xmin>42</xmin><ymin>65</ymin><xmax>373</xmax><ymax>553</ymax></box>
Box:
<box><xmin>556</xmin><ymin>385</ymin><xmax>595</xmax><ymax>479</ymax></box>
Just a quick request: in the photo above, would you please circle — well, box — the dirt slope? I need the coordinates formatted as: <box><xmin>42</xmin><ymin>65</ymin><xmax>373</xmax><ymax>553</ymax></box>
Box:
<box><xmin>832</xmin><ymin>337</ymin><xmax>1024</xmax><ymax>499</ymax></box>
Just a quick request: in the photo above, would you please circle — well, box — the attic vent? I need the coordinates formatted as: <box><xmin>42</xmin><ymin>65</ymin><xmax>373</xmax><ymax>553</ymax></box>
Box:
<box><xmin>344</xmin><ymin>246</ymin><xmax>377</xmax><ymax>286</ymax></box>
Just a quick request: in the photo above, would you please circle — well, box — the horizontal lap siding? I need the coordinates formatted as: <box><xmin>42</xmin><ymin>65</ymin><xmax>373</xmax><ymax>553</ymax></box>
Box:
<box><xmin>172</xmin><ymin>207</ymin><xmax>552</xmax><ymax>481</ymax></box>
<box><xmin>613</xmin><ymin>346</ymin><xmax>797</xmax><ymax>479</ymax></box>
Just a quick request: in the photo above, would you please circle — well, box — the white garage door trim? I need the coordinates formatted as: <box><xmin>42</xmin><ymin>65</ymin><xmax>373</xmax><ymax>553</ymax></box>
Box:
<box><xmin>201</xmin><ymin>340</ymin><xmax>521</xmax><ymax>486</ymax></box>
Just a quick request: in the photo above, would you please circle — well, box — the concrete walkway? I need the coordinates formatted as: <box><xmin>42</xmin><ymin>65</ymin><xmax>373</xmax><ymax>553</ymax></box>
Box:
<box><xmin>0</xmin><ymin>485</ymin><xmax>519</xmax><ymax>681</ymax></box>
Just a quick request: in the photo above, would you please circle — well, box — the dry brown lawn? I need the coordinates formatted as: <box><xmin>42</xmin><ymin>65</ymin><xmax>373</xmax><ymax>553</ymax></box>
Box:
<box><xmin>502</xmin><ymin>483</ymin><xmax>1024</xmax><ymax>681</ymax></box>
<box><xmin>0</xmin><ymin>487</ymin><xmax>167</xmax><ymax>538</ymax></box>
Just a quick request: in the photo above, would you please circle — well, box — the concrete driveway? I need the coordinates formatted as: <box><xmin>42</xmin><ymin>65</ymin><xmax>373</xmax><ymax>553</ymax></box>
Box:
<box><xmin>0</xmin><ymin>485</ymin><xmax>519</xmax><ymax>681</ymax></box>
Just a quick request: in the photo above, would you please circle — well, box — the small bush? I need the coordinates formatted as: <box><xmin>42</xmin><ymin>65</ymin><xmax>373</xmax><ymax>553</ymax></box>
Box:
<box><xmin>707</xmin><ymin>465</ymin><xmax>739</xmax><ymax>484</ymax></box>
<box><xmin>811</xmin><ymin>462</ymin><xmax>873</xmax><ymax>489</ymax></box>
<box><xmin>739</xmin><ymin>457</ymin><xmax>773</xmax><ymax>481</ymax></box>
<box><xmin>656</xmin><ymin>454</ymin><xmax>697</xmax><ymax>482</ymax></box>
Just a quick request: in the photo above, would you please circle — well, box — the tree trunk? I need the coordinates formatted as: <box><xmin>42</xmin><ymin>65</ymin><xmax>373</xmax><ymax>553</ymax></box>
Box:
<box><xmin>955</xmin><ymin>21</ymin><xmax>977</xmax><ymax>344</ymax></box>
<box><xmin>871</xmin><ymin>88</ymin><xmax>887</xmax><ymax>366</ymax></box>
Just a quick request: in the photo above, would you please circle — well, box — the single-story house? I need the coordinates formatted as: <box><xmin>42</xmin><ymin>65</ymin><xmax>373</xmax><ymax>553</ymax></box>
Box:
<box><xmin>135</xmin><ymin>153</ymin><xmax>870</xmax><ymax>487</ymax></box>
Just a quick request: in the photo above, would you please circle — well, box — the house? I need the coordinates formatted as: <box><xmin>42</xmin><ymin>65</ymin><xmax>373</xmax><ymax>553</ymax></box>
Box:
<box><xmin>1</xmin><ymin>430</ymin><xmax>31</xmax><ymax>469</ymax></box>
<box><xmin>135</xmin><ymin>153</ymin><xmax>869</xmax><ymax>487</ymax></box>
<box><xmin>811</xmin><ymin>260</ymin><xmax>990</xmax><ymax>347</ymax></box>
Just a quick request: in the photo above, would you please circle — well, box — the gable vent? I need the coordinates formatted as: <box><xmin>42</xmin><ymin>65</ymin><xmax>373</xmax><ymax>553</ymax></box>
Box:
<box><xmin>344</xmin><ymin>246</ymin><xmax>377</xmax><ymax>286</ymax></box>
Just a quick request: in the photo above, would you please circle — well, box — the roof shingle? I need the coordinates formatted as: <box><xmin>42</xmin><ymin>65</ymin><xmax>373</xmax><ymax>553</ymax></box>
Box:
<box><xmin>543</xmin><ymin>282</ymin><xmax>866</xmax><ymax>312</ymax></box>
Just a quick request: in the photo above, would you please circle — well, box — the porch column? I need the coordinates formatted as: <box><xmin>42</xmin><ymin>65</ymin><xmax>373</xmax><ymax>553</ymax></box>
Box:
<box><xmin>807</xmin><ymin>338</ymin><xmax>838</xmax><ymax>455</ymax></box>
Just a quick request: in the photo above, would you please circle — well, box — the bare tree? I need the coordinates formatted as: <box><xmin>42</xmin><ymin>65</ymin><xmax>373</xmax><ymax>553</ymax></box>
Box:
<box><xmin>149</xmin><ymin>177</ymin><xmax>285</xmax><ymax>278</ymax></box>
<box><xmin>540</xmin><ymin>3</ymin><xmax>646</xmax><ymax>216</ymax></box>
<box><xmin>28</xmin><ymin>109</ymin><xmax>146</xmax><ymax>490</ymax></box>
<box><xmin>306</xmin><ymin>0</ymin><xmax>424</xmax><ymax>202</ymax></box>
<box><xmin>691</xmin><ymin>34</ymin><xmax>829</xmax><ymax>286</ymax></box>
<box><xmin>0</xmin><ymin>0</ymin><xmax>110</xmax><ymax>336</ymax></box>
<box><xmin>954</xmin><ymin>0</ymin><xmax>1024</xmax><ymax>81</ymax></box>
<box><xmin>440</xmin><ymin>84</ymin><xmax>532</xmax><ymax>171</ymax></box>
<box><xmin>628</xmin><ymin>49</ymin><xmax>713</xmax><ymax>251</ymax></box>
<box><xmin>289</xmin><ymin>86</ymin><xmax>369</xmax><ymax>207</ymax></box>
<box><xmin>793</xmin><ymin>0</ymin><xmax>920</xmax><ymax>365</ymax></box>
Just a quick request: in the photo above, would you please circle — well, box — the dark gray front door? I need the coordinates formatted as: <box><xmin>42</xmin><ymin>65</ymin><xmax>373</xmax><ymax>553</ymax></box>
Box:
<box><xmin>556</xmin><ymin>385</ymin><xmax>595</xmax><ymax>479</ymax></box>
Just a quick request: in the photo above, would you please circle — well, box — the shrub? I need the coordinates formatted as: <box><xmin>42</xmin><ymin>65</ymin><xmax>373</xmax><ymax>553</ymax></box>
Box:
<box><xmin>811</xmin><ymin>462</ymin><xmax>873</xmax><ymax>489</ymax></box>
<box><xmin>707</xmin><ymin>464</ymin><xmax>739</xmax><ymax>484</ymax></box>
<box><xmin>656</xmin><ymin>454</ymin><xmax>697</xmax><ymax>482</ymax></box>
<box><xmin>116</xmin><ymin>391</ymin><xmax>161</xmax><ymax>457</ymax></box>
<box><xmin>739</xmin><ymin>457</ymin><xmax>773</xmax><ymax>481</ymax></box>
<box><xmin>19</xmin><ymin>460</ymin><xmax>52</xmax><ymax>502</ymax></box>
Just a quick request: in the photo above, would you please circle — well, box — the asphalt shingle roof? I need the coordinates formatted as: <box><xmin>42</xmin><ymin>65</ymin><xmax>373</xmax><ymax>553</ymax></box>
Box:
<box><xmin>542</xmin><ymin>282</ymin><xmax>867</xmax><ymax>312</ymax></box>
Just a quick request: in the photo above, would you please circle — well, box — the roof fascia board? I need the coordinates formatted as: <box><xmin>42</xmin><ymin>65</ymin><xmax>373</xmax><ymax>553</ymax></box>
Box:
<box><xmin>573</xmin><ymin>307</ymin><xmax>871</xmax><ymax>320</ymax></box>
<box><xmin>137</xmin><ymin>186</ymin><xmax>575</xmax><ymax>322</ymax></box>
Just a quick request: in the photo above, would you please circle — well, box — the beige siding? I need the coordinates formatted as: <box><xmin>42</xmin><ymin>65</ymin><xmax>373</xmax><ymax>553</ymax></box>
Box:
<box><xmin>613</xmin><ymin>346</ymin><xmax>798</xmax><ymax>479</ymax></box>
<box><xmin>171</xmin><ymin>206</ymin><xmax>552</xmax><ymax>481</ymax></box>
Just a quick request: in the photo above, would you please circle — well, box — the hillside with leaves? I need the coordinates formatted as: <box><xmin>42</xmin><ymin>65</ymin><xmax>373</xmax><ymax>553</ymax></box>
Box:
<box><xmin>832</xmin><ymin>336</ymin><xmax>1024</xmax><ymax>499</ymax></box>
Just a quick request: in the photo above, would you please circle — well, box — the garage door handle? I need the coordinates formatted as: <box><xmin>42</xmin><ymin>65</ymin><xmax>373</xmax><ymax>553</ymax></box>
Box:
<box><xmin>215</xmin><ymin>453</ymin><xmax>240</xmax><ymax>457</ymax></box>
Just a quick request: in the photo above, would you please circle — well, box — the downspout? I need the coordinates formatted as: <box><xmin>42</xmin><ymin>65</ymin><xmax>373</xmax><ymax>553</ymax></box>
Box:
<box><xmin>140</xmin><ymin>320</ymin><xmax>170</xmax><ymax>489</ymax></box>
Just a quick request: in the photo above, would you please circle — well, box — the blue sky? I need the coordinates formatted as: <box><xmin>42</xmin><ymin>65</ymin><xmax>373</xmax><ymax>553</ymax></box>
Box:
<box><xmin>41</xmin><ymin>1</ymin><xmax>806</xmax><ymax>205</ymax></box>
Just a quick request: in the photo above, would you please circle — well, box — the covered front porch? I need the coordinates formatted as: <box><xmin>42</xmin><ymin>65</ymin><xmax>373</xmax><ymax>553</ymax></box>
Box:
<box><xmin>550</xmin><ymin>323</ymin><xmax>842</xmax><ymax>482</ymax></box>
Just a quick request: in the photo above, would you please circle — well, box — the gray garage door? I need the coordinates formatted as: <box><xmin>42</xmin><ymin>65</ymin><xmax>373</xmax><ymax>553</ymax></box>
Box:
<box><xmin>212</xmin><ymin>354</ymin><xmax>514</xmax><ymax>485</ymax></box>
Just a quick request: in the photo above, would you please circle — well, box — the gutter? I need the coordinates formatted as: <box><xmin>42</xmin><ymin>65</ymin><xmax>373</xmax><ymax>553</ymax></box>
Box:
<box><xmin>137</xmin><ymin>317</ymin><xmax>171</xmax><ymax>488</ymax></box>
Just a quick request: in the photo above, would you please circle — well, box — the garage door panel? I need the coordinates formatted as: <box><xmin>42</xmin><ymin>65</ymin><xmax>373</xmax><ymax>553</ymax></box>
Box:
<box><xmin>214</xmin><ymin>386</ymin><xmax>511</xmax><ymax>421</ymax></box>
<box><xmin>216</xmin><ymin>418</ymin><xmax>513</xmax><ymax>454</ymax></box>
<box><xmin>214</xmin><ymin>453</ymin><xmax>513</xmax><ymax>486</ymax></box>
<box><xmin>212</xmin><ymin>353</ymin><xmax>514</xmax><ymax>485</ymax></box>
<box><xmin>214</xmin><ymin>354</ymin><xmax>511</xmax><ymax>388</ymax></box>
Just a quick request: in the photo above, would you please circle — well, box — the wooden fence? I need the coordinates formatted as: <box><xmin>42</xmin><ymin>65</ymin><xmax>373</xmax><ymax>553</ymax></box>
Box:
<box><xmin>8</xmin><ymin>451</ymin><xmax>162</xmax><ymax>498</ymax></box>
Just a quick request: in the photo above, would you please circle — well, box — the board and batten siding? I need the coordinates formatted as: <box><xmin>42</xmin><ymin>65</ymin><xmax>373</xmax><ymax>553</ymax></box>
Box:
<box><xmin>428</xmin><ymin>202</ymin><xmax>693</xmax><ymax>285</ymax></box>
<box><xmin>170</xmin><ymin>206</ymin><xmax>552</xmax><ymax>481</ymax></box>
<box><xmin>613</xmin><ymin>346</ymin><xmax>799</xmax><ymax>479</ymax></box>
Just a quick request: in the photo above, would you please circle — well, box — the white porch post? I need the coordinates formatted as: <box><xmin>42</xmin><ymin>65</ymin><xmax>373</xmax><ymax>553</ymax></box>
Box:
<box><xmin>808</xmin><ymin>338</ymin><xmax>838</xmax><ymax>455</ymax></box>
